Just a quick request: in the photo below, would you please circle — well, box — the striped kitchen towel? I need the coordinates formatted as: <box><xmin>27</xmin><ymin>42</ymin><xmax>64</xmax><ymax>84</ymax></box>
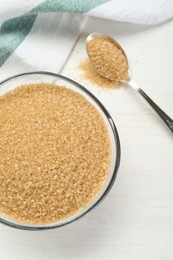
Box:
<box><xmin>0</xmin><ymin>0</ymin><xmax>173</xmax><ymax>79</ymax></box>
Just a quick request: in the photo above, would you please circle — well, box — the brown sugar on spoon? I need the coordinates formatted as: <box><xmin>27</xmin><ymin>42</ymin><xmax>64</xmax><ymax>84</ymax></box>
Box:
<box><xmin>86</xmin><ymin>37</ymin><xmax>129</xmax><ymax>82</ymax></box>
<box><xmin>0</xmin><ymin>83</ymin><xmax>111</xmax><ymax>224</ymax></box>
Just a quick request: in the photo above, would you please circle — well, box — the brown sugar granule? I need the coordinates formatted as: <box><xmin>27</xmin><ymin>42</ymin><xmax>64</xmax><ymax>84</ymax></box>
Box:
<box><xmin>86</xmin><ymin>37</ymin><xmax>129</xmax><ymax>82</ymax></box>
<box><xmin>78</xmin><ymin>59</ymin><xmax>120</xmax><ymax>89</ymax></box>
<box><xmin>0</xmin><ymin>83</ymin><xmax>111</xmax><ymax>224</ymax></box>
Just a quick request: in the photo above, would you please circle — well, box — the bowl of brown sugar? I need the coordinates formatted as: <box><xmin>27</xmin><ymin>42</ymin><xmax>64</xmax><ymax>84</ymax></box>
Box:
<box><xmin>0</xmin><ymin>71</ymin><xmax>120</xmax><ymax>230</ymax></box>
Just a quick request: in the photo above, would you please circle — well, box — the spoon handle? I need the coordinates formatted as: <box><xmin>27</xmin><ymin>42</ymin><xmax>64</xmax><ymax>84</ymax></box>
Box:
<box><xmin>126</xmin><ymin>79</ymin><xmax>173</xmax><ymax>133</ymax></box>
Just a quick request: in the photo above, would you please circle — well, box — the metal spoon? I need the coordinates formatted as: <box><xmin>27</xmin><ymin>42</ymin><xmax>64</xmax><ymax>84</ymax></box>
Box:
<box><xmin>86</xmin><ymin>33</ymin><xmax>173</xmax><ymax>133</ymax></box>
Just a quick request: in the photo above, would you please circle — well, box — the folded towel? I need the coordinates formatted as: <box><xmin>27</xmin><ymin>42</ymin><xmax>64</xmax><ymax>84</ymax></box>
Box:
<box><xmin>0</xmin><ymin>0</ymin><xmax>173</xmax><ymax>78</ymax></box>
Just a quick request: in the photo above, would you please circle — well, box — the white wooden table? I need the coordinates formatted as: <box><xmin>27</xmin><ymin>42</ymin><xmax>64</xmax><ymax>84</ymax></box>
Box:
<box><xmin>0</xmin><ymin>17</ymin><xmax>173</xmax><ymax>260</ymax></box>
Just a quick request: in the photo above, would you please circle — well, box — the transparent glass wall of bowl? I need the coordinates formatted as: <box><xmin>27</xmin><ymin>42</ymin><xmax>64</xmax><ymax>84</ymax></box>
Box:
<box><xmin>0</xmin><ymin>72</ymin><xmax>120</xmax><ymax>230</ymax></box>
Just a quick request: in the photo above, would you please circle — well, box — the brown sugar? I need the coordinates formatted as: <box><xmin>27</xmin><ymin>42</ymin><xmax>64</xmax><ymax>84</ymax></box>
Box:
<box><xmin>0</xmin><ymin>83</ymin><xmax>111</xmax><ymax>224</ymax></box>
<box><xmin>86</xmin><ymin>37</ymin><xmax>129</xmax><ymax>82</ymax></box>
<box><xmin>78</xmin><ymin>59</ymin><xmax>120</xmax><ymax>89</ymax></box>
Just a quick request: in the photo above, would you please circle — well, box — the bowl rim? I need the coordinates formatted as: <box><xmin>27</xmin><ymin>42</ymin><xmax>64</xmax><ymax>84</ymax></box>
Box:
<box><xmin>0</xmin><ymin>71</ymin><xmax>121</xmax><ymax>231</ymax></box>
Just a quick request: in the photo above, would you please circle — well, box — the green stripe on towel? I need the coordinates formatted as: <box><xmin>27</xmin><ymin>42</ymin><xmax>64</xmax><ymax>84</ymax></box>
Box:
<box><xmin>32</xmin><ymin>0</ymin><xmax>109</xmax><ymax>14</ymax></box>
<box><xmin>0</xmin><ymin>15</ymin><xmax>37</xmax><ymax>67</ymax></box>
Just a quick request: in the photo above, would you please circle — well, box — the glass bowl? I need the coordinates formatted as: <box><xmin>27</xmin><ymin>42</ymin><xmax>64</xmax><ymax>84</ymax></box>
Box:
<box><xmin>0</xmin><ymin>71</ymin><xmax>120</xmax><ymax>230</ymax></box>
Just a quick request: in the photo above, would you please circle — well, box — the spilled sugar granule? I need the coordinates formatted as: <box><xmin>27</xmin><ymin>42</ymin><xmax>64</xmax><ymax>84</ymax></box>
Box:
<box><xmin>78</xmin><ymin>59</ymin><xmax>120</xmax><ymax>89</ymax></box>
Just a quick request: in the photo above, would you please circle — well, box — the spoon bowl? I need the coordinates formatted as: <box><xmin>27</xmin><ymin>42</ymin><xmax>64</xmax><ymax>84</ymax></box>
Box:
<box><xmin>86</xmin><ymin>33</ymin><xmax>173</xmax><ymax>133</ymax></box>
<box><xmin>86</xmin><ymin>32</ymin><xmax>130</xmax><ymax>82</ymax></box>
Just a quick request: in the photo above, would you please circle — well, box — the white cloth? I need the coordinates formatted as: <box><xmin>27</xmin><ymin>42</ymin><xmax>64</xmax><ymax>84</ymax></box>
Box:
<box><xmin>0</xmin><ymin>0</ymin><xmax>172</xmax><ymax>80</ymax></box>
<box><xmin>87</xmin><ymin>0</ymin><xmax>173</xmax><ymax>25</ymax></box>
